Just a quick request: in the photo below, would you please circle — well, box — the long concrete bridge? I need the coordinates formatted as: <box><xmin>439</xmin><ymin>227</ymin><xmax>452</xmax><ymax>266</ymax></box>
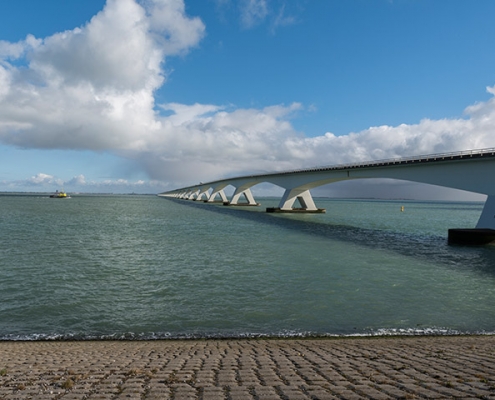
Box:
<box><xmin>159</xmin><ymin>148</ymin><xmax>495</xmax><ymax>243</ymax></box>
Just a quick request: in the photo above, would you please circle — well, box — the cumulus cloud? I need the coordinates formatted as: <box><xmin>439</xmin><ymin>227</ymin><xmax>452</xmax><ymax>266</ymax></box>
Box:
<box><xmin>0</xmin><ymin>0</ymin><xmax>204</xmax><ymax>153</ymax></box>
<box><xmin>66</xmin><ymin>175</ymin><xmax>87</xmax><ymax>186</ymax></box>
<box><xmin>27</xmin><ymin>173</ymin><xmax>63</xmax><ymax>186</ymax></box>
<box><xmin>1</xmin><ymin>0</ymin><xmax>495</xmax><ymax>192</ymax></box>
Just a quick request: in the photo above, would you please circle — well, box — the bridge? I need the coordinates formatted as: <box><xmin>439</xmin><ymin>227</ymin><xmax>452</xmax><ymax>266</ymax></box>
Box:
<box><xmin>159</xmin><ymin>148</ymin><xmax>495</xmax><ymax>244</ymax></box>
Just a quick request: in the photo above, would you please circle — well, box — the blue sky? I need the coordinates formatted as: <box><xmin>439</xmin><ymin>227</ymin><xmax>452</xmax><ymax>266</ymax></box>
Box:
<box><xmin>0</xmin><ymin>0</ymin><xmax>495</xmax><ymax>197</ymax></box>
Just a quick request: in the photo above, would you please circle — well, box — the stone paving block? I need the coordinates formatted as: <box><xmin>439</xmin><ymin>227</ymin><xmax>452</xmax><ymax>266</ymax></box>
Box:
<box><xmin>278</xmin><ymin>374</ymin><xmax>307</xmax><ymax>386</ymax></box>
<box><xmin>146</xmin><ymin>387</ymin><xmax>171</xmax><ymax>398</ymax></box>
<box><xmin>278</xmin><ymin>386</ymin><xmax>310</xmax><ymax>400</ymax></box>
<box><xmin>194</xmin><ymin>380</ymin><xmax>215</xmax><ymax>388</ymax></box>
<box><xmin>229</xmin><ymin>385</ymin><xmax>253</xmax><ymax>393</ymax></box>
<box><xmin>217</xmin><ymin>378</ymin><xmax>237</xmax><ymax>386</ymax></box>
<box><xmin>2</xmin><ymin>337</ymin><xmax>495</xmax><ymax>400</ymax></box>
<box><xmin>253</xmin><ymin>394</ymin><xmax>281</xmax><ymax>400</ymax></box>
<box><xmin>172</xmin><ymin>385</ymin><xmax>197</xmax><ymax>398</ymax></box>
<box><xmin>202</xmin><ymin>386</ymin><xmax>226</xmax><ymax>400</ymax></box>
<box><xmin>262</xmin><ymin>377</ymin><xmax>285</xmax><ymax>386</ymax></box>
<box><xmin>229</xmin><ymin>391</ymin><xmax>254</xmax><ymax>399</ymax></box>
<box><xmin>253</xmin><ymin>385</ymin><xmax>281</xmax><ymax>399</ymax></box>
<box><xmin>352</xmin><ymin>384</ymin><xmax>390</xmax><ymax>399</ymax></box>
<box><xmin>373</xmin><ymin>383</ymin><xmax>413</xmax><ymax>399</ymax></box>
<box><xmin>329</xmin><ymin>389</ymin><xmax>365</xmax><ymax>399</ymax></box>
<box><xmin>283</xmin><ymin>393</ymin><xmax>311</xmax><ymax>400</ymax></box>
<box><xmin>114</xmin><ymin>394</ymin><xmax>142</xmax><ymax>399</ymax></box>
<box><xmin>237</xmin><ymin>379</ymin><xmax>259</xmax><ymax>387</ymax></box>
<box><xmin>194</xmin><ymin>371</ymin><xmax>215</xmax><ymax>382</ymax></box>
<box><xmin>59</xmin><ymin>394</ymin><xmax>88</xmax><ymax>399</ymax></box>
<box><xmin>305</xmin><ymin>387</ymin><xmax>337</xmax><ymax>399</ymax></box>
<box><xmin>465</xmin><ymin>380</ymin><xmax>495</xmax><ymax>393</ymax></box>
<box><xmin>424</xmin><ymin>384</ymin><xmax>475</xmax><ymax>398</ymax></box>
<box><xmin>237</xmin><ymin>370</ymin><xmax>258</xmax><ymax>379</ymax></box>
<box><xmin>85</xmin><ymin>394</ymin><xmax>116</xmax><ymax>399</ymax></box>
<box><xmin>173</xmin><ymin>394</ymin><xmax>197</xmax><ymax>400</ymax></box>
<box><xmin>398</xmin><ymin>383</ymin><xmax>446</xmax><ymax>398</ymax></box>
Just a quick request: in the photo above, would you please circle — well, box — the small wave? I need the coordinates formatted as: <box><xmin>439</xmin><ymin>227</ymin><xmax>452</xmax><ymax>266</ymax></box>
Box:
<box><xmin>1</xmin><ymin>328</ymin><xmax>494</xmax><ymax>341</ymax></box>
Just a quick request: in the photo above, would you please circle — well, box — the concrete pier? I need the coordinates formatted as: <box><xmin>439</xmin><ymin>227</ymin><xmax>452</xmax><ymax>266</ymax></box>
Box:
<box><xmin>224</xmin><ymin>201</ymin><xmax>260</xmax><ymax>206</ymax></box>
<box><xmin>266</xmin><ymin>207</ymin><xmax>326</xmax><ymax>213</ymax></box>
<box><xmin>448</xmin><ymin>228</ymin><xmax>495</xmax><ymax>245</ymax></box>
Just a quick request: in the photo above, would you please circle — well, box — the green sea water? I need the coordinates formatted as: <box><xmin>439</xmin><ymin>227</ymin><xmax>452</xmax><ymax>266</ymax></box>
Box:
<box><xmin>0</xmin><ymin>193</ymin><xmax>494</xmax><ymax>340</ymax></box>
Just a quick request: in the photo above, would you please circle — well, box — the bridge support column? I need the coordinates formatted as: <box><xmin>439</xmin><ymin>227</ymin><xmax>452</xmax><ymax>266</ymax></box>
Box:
<box><xmin>267</xmin><ymin>189</ymin><xmax>325</xmax><ymax>213</ymax></box>
<box><xmin>187</xmin><ymin>190</ymin><xmax>200</xmax><ymax>200</ymax></box>
<box><xmin>476</xmin><ymin>195</ymin><xmax>495</xmax><ymax>229</ymax></box>
<box><xmin>448</xmin><ymin>195</ymin><xmax>495</xmax><ymax>245</ymax></box>
<box><xmin>194</xmin><ymin>188</ymin><xmax>210</xmax><ymax>201</ymax></box>
<box><xmin>207</xmin><ymin>188</ymin><xmax>228</xmax><ymax>203</ymax></box>
<box><xmin>225</xmin><ymin>188</ymin><xmax>260</xmax><ymax>206</ymax></box>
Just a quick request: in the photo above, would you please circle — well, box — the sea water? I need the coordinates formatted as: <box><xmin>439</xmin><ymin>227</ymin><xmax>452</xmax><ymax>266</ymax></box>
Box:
<box><xmin>0</xmin><ymin>193</ymin><xmax>494</xmax><ymax>340</ymax></box>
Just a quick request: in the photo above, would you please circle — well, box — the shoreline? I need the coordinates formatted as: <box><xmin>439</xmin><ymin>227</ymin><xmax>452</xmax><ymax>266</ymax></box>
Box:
<box><xmin>2</xmin><ymin>330</ymin><xmax>493</xmax><ymax>342</ymax></box>
<box><xmin>1</xmin><ymin>335</ymin><xmax>495</xmax><ymax>399</ymax></box>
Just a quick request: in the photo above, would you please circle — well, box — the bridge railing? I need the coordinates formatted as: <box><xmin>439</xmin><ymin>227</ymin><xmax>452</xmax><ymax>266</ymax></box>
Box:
<box><xmin>254</xmin><ymin>147</ymin><xmax>495</xmax><ymax>177</ymax></box>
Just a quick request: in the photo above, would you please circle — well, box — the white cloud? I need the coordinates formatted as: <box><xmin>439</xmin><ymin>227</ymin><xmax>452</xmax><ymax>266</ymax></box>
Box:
<box><xmin>67</xmin><ymin>175</ymin><xmax>87</xmax><ymax>186</ymax></box>
<box><xmin>3</xmin><ymin>173</ymin><xmax>168</xmax><ymax>194</ymax></box>
<box><xmin>240</xmin><ymin>0</ymin><xmax>269</xmax><ymax>28</ymax></box>
<box><xmin>215</xmin><ymin>0</ymin><xmax>296</xmax><ymax>32</ymax></box>
<box><xmin>140</xmin><ymin>85</ymin><xmax>495</xmax><ymax>186</ymax></box>
<box><xmin>271</xmin><ymin>4</ymin><xmax>297</xmax><ymax>33</ymax></box>
<box><xmin>6</xmin><ymin>172</ymin><xmax>68</xmax><ymax>189</ymax></box>
<box><xmin>130</xmin><ymin>102</ymin><xmax>304</xmax><ymax>182</ymax></box>
<box><xmin>0</xmin><ymin>65</ymin><xmax>10</xmax><ymax>99</ymax></box>
<box><xmin>1</xmin><ymin>0</ymin><xmax>495</xmax><ymax>193</ymax></box>
<box><xmin>0</xmin><ymin>0</ymin><xmax>203</xmax><ymax>153</ymax></box>
<box><xmin>27</xmin><ymin>173</ymin><xmax>62</xmax><ymax>186</ymax></box>
<box><xmin>145</xmin><ymin>0</ymin><xmax>205</xmax><ymax>53</ymax></box>
<box><xmin>0</xmin><ymin>40</ymin><xmax>24</xmax><ymax>60</ymax></box>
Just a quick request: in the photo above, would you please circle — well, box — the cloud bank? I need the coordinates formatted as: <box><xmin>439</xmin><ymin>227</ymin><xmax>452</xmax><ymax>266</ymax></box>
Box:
<box><xmin>1</xmin><ymin>171</ymin><xmax>172</xmax><ymax>193</ymax></box>
<box><xmin>1</xmin><ymin>0</ymin><xmax>495</xmax><ymax>192</ymax></box>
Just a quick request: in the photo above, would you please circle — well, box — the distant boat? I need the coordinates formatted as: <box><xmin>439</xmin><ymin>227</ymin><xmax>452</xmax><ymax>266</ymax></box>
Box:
<box><xmin>50</xmin><ymin>190</ymin><xmax>70</xmax><ymax>199</ymax></box>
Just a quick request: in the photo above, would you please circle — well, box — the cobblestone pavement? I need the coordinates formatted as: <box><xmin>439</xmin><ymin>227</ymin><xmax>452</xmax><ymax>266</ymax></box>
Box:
<box><xmin>1</xmin><ymin>336</ymin><xmax>495</xmax><ymax>399</ymax></box>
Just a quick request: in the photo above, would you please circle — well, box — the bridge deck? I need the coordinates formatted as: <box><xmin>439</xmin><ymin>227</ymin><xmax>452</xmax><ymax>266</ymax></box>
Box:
<box><xmin>253</xmin><ymin>147</ymin><xmax>495</xmax><ymax>178</ymax></box>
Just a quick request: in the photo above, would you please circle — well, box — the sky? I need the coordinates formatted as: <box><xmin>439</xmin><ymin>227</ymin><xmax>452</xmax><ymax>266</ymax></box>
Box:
<box><xmin>0</xmin><ymin>0</ymin><xmax>495</xmax><ymax>198</ymax></box>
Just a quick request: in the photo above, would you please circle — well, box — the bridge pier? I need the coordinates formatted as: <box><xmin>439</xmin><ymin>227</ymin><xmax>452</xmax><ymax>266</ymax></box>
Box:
<box><xmin>187</xmin><ymin>189</ymin><xmax>200</xmax><ymax>200</ymax></box>
<box><xmin>206</xmin><ymin>186</ymin><xmax>228</xmax><ymax>203</ymax></box>
<box><xmin>448</xmin><ymin>229</ymin><xmax>495</xmax><ymax>245</ymax></box>
<box><xmin>193</xmin><ymin>187</ymin><xmax>210</xmax><ymax>201</ymax></box>
<box><xmin>266</xmin><ymin>189</ymin><xmax>325</xmax><ymax>213</ymax></box>
<box><xmin>224</xmin><ymin>187</ymin><xmax>260</xmax><ymax>206</ymax></box>
<box><xmin>475</xmin><ymin>195</ymin><xmax>495</xmax><ymax>229</ymax></box>
<box><xmin>449</xmin><ymin>195</ymin><xmax>495</xmax><ymax>245</ymax></box>
<box><xmin>179</xmin><ymin>190</ymin><xmax>191</xmax><ymax>199</ymax></box>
